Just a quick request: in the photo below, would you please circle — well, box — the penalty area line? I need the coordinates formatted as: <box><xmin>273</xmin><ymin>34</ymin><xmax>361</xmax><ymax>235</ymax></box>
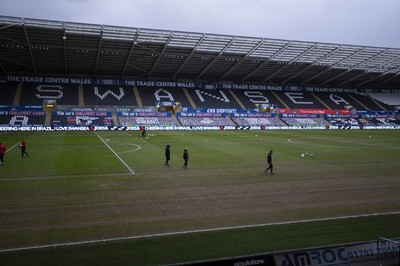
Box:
<box><xmin>95</xmin><ymin>132</ymin><xmax>135</xmax><ymax>175</ymax></box>
<box><xmin>1</xmin><ymin>211</ymin><xmax>400</xmax><ymax>253</ymax></box>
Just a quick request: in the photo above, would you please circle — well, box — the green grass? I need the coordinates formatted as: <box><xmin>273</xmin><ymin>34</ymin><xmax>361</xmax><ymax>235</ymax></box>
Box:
<box><xmin>0</xmin><ymin>214</ymin><xmax>399</xmax><ymax>266</ymax></box>
<box><xmin>0</xmin><ymin>130</ymin><xmax>399</xmax><ymax>265</ymax></box>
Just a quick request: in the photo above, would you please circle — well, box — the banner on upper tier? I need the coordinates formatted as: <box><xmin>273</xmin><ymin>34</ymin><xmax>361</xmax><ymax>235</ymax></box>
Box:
<box><xmin>3</xmin><ymin>75</ymin><xmax>399</xmax><ymax>93</ymax></box>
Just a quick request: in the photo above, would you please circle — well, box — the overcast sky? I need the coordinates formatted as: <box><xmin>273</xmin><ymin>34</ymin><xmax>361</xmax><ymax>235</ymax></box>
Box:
<box><xmin>1</xmin><ymin>0</ymin><xmax>399</xmax><ymax>48</ymax></box>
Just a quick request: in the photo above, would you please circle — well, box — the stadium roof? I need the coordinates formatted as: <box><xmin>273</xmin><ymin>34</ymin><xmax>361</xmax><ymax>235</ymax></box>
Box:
<box><xmin>1</xmin><ymin>15</ymin><xmax>399</xmax><ymax>89</ymax></box>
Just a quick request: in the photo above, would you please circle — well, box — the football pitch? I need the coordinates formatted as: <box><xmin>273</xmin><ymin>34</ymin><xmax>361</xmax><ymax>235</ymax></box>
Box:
<box><xmin>0</xmin><ymin>129</ymin><xmax>399</xmax><ymax>265</ymax></box>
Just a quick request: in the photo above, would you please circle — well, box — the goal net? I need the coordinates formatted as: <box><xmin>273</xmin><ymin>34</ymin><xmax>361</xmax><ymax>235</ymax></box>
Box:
<box><xmin>377</xmin><ymin>237</ymin><xmax>400</xmax><ymax>266</ymax></box>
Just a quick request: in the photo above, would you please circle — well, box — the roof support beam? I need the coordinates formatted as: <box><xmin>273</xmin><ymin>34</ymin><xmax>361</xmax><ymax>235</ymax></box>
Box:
<box><xmin>127</xmin><ymin>63</ymin><xmax>147</xmax><ymax>73</ymax></box>
<box><xmin>354</xmin><ymin>73</ymin><xmax>387</xmax><ymax>87</ymax></box>
<box><xmin>283</xmin><ymin>46</ymin><xmax>341</xmax><ymax>84</ymax></box>
<box><xmin>375</xmin><ymin>72</ymin><xmax>399</xmax><ymax>87</ymax></box>
<box><xmin>94</xmin><ymin>26</ymin><xmax>104</xmax><ymax>75</ymax></box>
<box><xmin>239</xmin><ymin>61</ymin><xmax>268</xmax><ymax>83</ymax></box>
<box><xmin>261</xmin><ymin>44</ymin><xmax>317</xmax><ymax>83</ymax></box>
<box><xmin>337</xmin><ymin>72</ymin><xmax>369</xmax><ymax>87</ymax></box>
<box><xmin>301</xmin><ymin>48</ymin><xmax>365</xmax><ymax>85</ymax></box>
<box><xmin>196</xmin><ymin>37</ymin><xmax>235</xmax><ymax>80</ymax></box>
<box><xmin>354</xmin><ymin>54</ymin><xmax>400</xmax><ymax>87</ymax></box>
<box><xmin>218</xmin><ymin>40</ymin><xmax>264</xmax><ymax>82</ymax></box>
<box><xmin>320</xmin><ymin>49</ymin><xmax>387</xmax><ymax>86</ymax></box>
<box><xmin>240</xmin><ymin>41</ymin><xmax>291</xmax><ymax>82</ymax></box>
<box><xmin>172</xmin><ymin>35</ymin><xmax>205</xmax><ymax>80</ymax></box>
<box><xmin>0</xmin><ymin>60</ymin><xmax>6</xmax><ymax>74</ymax></box>
<box><xmin>0</xmin><ymin>20</ymin><xmax>16</xmax><ymax>75</ymax></box>
<box><xmin>0</xmin><ymin>23</ymin><xmax>19</xmax><ymax>30</ymax></box>
<box><xmin>0</xmin><ymin>22</ymin><xmax>22</xmax><ymax>75</ymax></box>
<box><xmin>148</xmin><ymin>34</ymin><xmax>173</xmax><ymax>78</ymax></box>
<box><xmin>22</xmin><ymin>21</ymin><xmax>37</xmax><ymax>74</ymax></box>
<box><xmin>0</xmin><ymin>56</ymin><xmax>31</xmax><ymax>68</ymax></box>
<box><xmin>121</xmin><ymin>30</ymin><xmax>139</xmax><ymax>76</ymax></box>
<box><xmin>63</xmin><ymin>24</ymin><xmax>67</xmax><ymax>75</ymax></box>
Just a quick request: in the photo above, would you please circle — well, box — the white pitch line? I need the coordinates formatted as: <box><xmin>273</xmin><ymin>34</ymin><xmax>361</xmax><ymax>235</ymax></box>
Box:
<box><xmin>115</xmin><ymin>143</ymin><xmax>141</xmax><ymax>154</ymax></box>
<box><xmin>1</xmin><ymin>211</ymin><xmax>399</xmax><ymax>253</ymax></box>
<box><xmin>95</xmin><ymin>132</ymin><xmax>135</xmax><ymax>175</ymax></box>
<box><xmin>287</xmin><ymin>138</ymin><xmax>305</xmax><ymax>145</ymax></box>
<box><xmin>5</xmin><ymin>142</ymin><xmax>21</xmax><ymax>153</ymax></box>
<box><xmin>288</xmin><ymin>136</ymin><xmax>400</xmax><ymax>150</ymax></box>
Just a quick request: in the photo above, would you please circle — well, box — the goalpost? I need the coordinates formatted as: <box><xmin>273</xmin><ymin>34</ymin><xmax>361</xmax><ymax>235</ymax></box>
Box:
<box><xmin>377</xmin><ymin>237</ymin><xmax>400</xmax><ymax>266</ymax></box>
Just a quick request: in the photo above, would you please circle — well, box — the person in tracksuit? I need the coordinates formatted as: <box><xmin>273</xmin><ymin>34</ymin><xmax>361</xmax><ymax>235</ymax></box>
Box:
<box><xmin>183</xmin><ymin>148</ymin><xmax>189</xmax><ymax>169</ymax></box>
<box><xmin>141</xmin><ymin>127</ymin><xmax>146</xmax><ymax>139</ymax></box>
<box><xmin>0</xmin><ymin>142</ymin><xmax>5</xmax><ymax>165</ymax></box>
<box><xmin>164</xmin><ymin>144</ymin><xmax>171</xmax><ymax>167</ymax></box>
<box><xmin>20</xmin><ymin>139</ymin><xmax>29</xmax><ymax>157</ymax></box>
<box><xmin>265</xmin><ymin>150</ymin><xmax>274</xmax><ymax>174</ymax></box>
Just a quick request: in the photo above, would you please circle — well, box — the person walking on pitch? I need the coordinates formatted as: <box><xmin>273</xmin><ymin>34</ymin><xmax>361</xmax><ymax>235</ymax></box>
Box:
<box><xmin>164</xmin><ymin>144</ymin><xmax>171</xmax><ymax>167</ymax></box>
<box><xmin>183</xmin><ymin>148</ymin><xmax>189</xmax><ymax>169</ymax></box>
<box><xmin>265</xmin><ymin>150</ymin><xmax>274</xmax><ymax>174</ymax></box>
<box><xmin>0</xmin><ymin>142</ymin><xmax>6</xmax><ymax>165</ymax></box>
<box><xmin>20</xmin><ymin>139</ymin><xmax>29</xmax><ymax>157</ymax></box>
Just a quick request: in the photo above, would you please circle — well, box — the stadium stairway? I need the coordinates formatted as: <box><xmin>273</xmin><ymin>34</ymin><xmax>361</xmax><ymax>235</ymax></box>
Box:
<box><xmin>348</xmin><ymin>94</ymin><xmax>369</xmax><ymax>110</ymax></box>
<box><xmin>44</xmin><ymin>112</ymin><xmax>52</xmax><ymax>126</ymax></box>
<box><xmin>228</xmin><ymin>115</ymin><xmax>238</xmax><ymax>126</ymax></box>
<box><xmin>112</xmin><ymin>112</ymin><xmax>119</xmax><ymax>126</ymax></box>
<box><xmin>13</xmin><ymin>82</ymin><xmax>23</xmax><ymax>105</ymax></box>
<box><xmin>78</xmin><ymin>84</ymin><xmax>84</xmax><ymax>106</ymax></box>
<box><xmin>133</xmin><ymin>86</ymin><xmax>143</xmax><ymax>108</ymax></box>
<box><xmin>272</xmin><ymin>91</ymin><xmax>290</xmax><ymax>109</ymax></box>
<box><xmin>311</xmin><ymin>92</ymin><xmax>332</xmax><ymax>110</ymax></box>
<box><xmin>183</xmin><ymin>88</ymin><xmax>197</xmax><ymax>108</ymax></box>
<box><xmin>172</xmin><ymin>114</ymin><xmax>182</xmax><ymax>126</ymax></box>
<box><xmin>229</xmin><ymin>90</ymin><xmax>246</xmax><ymax>109</ymax></box>
<box><xmin>367</xmin><ymin>94</ymin><xmax>387</xmax><ymax>111</ymax></box>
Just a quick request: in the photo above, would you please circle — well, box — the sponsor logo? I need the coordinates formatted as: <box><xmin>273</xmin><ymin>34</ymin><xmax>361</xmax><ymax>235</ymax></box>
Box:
<box><xmin>233</xmin><ymin>259</ymin><xmax>265</xmax><ymax>266</ymax></box>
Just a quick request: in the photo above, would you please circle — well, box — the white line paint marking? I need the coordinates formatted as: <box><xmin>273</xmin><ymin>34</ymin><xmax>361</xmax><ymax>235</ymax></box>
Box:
<box><xmin>287</xmin><ymin>137</ymin><xmax>340</xmax><ymax>148</ymax></box>
<box><xmin>95</xmin><ymin>132</ymin><xmax>135</xmax><ymax>175</ymax></box>
<box><xmin>1</xmin><ymin>211</ymin><xmax>399</xmax><ymax>253</ymax></box>
<box><xmin>288</xmin><ymin>136</ymin><xmax>400</xmax><ymax>150</ymax></box>
<box><xmin>115</xmin><ymin>143</ymin><xmax>141</xmax><ymax>154</ymax></box>
<box><xmin>5</xmin><ymin>142</ymin><xmax>21</xmax><ymax>153</ymax></box>
<box><xmin>287</xmin><ymin>138</ymin><xmax>305</xmax><ymax>145</ymax></box>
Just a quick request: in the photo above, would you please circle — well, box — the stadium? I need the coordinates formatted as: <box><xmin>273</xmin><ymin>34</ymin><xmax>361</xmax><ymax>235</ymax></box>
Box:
<box><xmin>0</xmin><ymin>15</ymin><xmax>400</xmax><ymax>266</ymax></box>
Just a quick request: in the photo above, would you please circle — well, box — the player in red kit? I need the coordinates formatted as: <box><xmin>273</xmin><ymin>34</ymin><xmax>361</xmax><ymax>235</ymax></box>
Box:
<box><xmin>20</xmin><ymin>139</ymin><xmax>29</xmax><ymax>157</ymax></box>
<box><xmin>0</xmin><ymin>142</ymin><xmax>6</xmax><ymax>165</ymax></box>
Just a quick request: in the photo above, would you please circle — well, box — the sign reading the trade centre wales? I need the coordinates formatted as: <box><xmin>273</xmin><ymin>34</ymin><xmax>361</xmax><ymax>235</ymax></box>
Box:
<box><xmin>3</xmin><ymin>75</ymin><xmax>400</xmax><ymax>93</ymax></box>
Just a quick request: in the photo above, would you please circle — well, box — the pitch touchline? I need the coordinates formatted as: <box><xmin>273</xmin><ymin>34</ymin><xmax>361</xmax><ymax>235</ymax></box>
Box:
<box><xmin>95</xmin><ymin>132</ymin><xmax>135</xmax><ymax>175</ymax></box>
<box><xmin>1</xmin><ymin>211</ymin><xmax>399</xmax><ymax>253</ymax></box>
